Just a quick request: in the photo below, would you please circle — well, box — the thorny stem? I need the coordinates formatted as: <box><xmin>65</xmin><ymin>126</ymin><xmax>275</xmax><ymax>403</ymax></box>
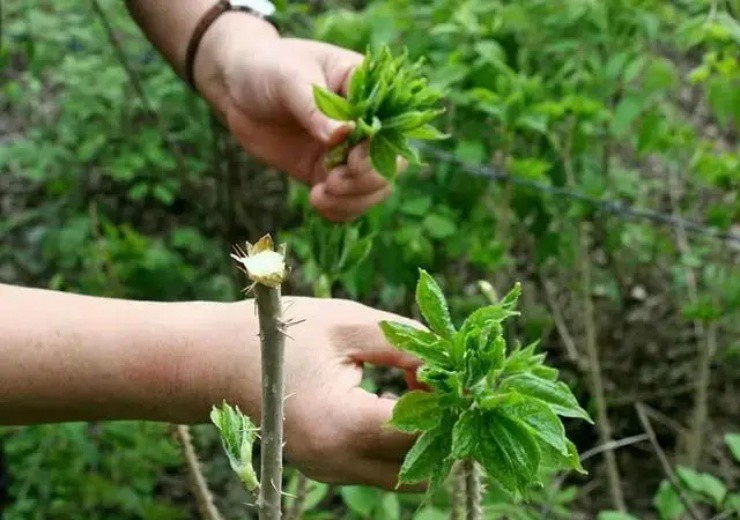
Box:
<box><xmin>463</xmin><ymin>459</ymin><xmax>482</xmax><ymax>520</ymax></box>
<box><xmin>450</xmin><ymin>461</ymin><xmax>466</xmax><ymax>520</ymax></box>
<box><xmin>255</xmin><ymin>284</ymin><xmax>286</xmax><ymax>520</ymax></box>
<box><xmin>175</xmin><ymin>425</ymin><xmax>224</xmax><ymax>520</ymax></box>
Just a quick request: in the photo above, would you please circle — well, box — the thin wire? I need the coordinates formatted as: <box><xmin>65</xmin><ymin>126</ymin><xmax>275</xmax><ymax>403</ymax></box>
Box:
<box><xmin>420</xmin><ymin>144</ymin><xmax>740</xmax><ymax>245</ymax></box>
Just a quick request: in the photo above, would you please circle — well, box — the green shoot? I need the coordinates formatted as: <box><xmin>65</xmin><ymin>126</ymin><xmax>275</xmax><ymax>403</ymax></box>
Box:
<box><xmin>382</xmin><ymin>270</ymin><xmax>590</xmax><ymax>498</ymax></box>
<box><xmin>313</xmin><ymin>45</ymin><xmax>448</xmax><ymax>180</ymax></box>
<box><xmin>210</xmin><ymin>401</ymin><xmax>260</xmax><ymax>493</ymax></box>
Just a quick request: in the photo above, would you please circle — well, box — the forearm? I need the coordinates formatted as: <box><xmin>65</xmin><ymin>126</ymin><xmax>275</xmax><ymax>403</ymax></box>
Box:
<box><xmin>125</xmin><ymin>0</ymin><xmax>278</xmax><ymax>101</ymax></box>
<box><xmin>0</xmin><ymin>284</ymin><xmax>260</xmax><ymax>425</ymax></box>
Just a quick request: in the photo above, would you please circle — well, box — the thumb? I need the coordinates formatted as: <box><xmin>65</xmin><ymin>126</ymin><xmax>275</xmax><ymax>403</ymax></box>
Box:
<box><xmin>280</xmin><ymin>69</ymin><xmax>349</xmax><ymax>144</ymax></box>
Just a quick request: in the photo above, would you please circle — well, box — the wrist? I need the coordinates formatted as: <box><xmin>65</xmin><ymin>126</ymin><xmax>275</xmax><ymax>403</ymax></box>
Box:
<box><xmin>193</xmin><ymin>10</ymin><xmax>279</xmax><ymax>113</ymax></box>
<box><xmin>162</xmin><ymin>300</ymin><xmax>261</xmax><ymax>425</ymax></box>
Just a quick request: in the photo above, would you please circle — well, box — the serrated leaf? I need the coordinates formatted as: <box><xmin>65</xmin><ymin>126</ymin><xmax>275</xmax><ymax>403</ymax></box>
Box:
<box><xmin>398</xmin><ymin>423</ymin><xmax>452</xmax><ymax>485</ymax></box>
<box><xmin>210</xmin><ymin>401</ymin><xmax>259</xmax><ymax>491</ymax></box>
<box><xmin>676</xmin><ymin>466</ymin><xmax>727</xmax><ymax>505</ymax></box>
<box><xmin>499</xmin><ymin>373</ymin><xmax>592</xmax><ymax>423</ymax></box>
<box><xmin>416</xmin><ymin>269</ymin><xmax>456</xmax><ymax>339</ymax></box>
<box><xmin>451</xmin><ymin>410</ymin><xmax>478</xmax><ymax>459</ymax></box>
<box><xmin>379</xmin><ymin>321</ymin><xmax>451</xmax><ymax>366</ymax></box>
<box><xmin>390</xmin><ymin>391</ymin><xmax>442</xmax><ymax>433</ymax></box>
<box><xmin>313</xmin><ymin>86</ymin><xmax>353</xmax><ymax>121</ymax></box>
<box><xmin>499</xmin><ymin>395</ymin><xmax>568</xmax><ymax>455</ymax></box>
<box><xmin>477</xmin><ymin>410</ymin><xmax>541</xmax><ymax>495</ymax></box>
<box><xmin>370</xmin><ymin>134</ymin><xmax>398</xmax><ymax>179</ymax></box>
<box><xmin>460</xmin><ymin>304</ymin><xmax>520</xmax><ymax>338</ymax></box>
<box><xmin>503</xmin><ymin>341</ymin><xmax>545</xmax><ymax>375</ymax></box>
<box><xmin>725</xmin><ymin>433</ymin><xmax>740</xmax><ymax>463</ymax></box>
<box><xmin>500</xmin><ymin>282</ymin><xmax>522</xmax><ymax>309</ymax></box>
<box><xmin>416</xmin><ymin>365</ymin><xmax>456</xmax><ymax>393</ymax></box>
<box><xmin>539</xmin><ymin>439</ymin><xmax>585</xmax><ymax>474</ymax></box>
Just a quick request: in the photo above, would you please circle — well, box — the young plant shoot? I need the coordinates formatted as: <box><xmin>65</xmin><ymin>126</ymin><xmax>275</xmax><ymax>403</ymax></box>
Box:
<box><xmin>211</xmin><ymin>401</ymin><xmax>260</xmax><ymax>493</ymax></box>
<box><xmin>381</xmin><ymin>270</ymin><xmax>591</xmax><ymax>503</ymax></box>
<box><xmin>313</xmin><ymin>45</ymin><xmax>448</xmax><ymax>180</ymax></box>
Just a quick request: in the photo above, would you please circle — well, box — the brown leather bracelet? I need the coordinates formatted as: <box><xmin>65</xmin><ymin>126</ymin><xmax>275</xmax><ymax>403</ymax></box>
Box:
<box><xmin>185</xmin><ymin>0</ymin><xmax>230</xmax><ymax>90</ymax></box>
<box><xmin>184</xmin><ymin>0</ymin><xmax>278</xmax><ymax>91</ymax></box>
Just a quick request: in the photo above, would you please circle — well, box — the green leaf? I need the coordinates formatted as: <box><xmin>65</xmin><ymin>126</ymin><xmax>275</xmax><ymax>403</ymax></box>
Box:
<box><xmin>676</xmin><ymin>466</ymin><xmax>727</xmax><ymax>505</ymax></box>
<box><xmin>460</xmin><ymin>283</ymin><xmax>521</xmax><ymax>336</ymax></box>
<box><xmin>725</xmin><ymin>433</ymin><xmax>740</xmax><ymax>463</ymax></box>
<box><xmin>210</xmin><ymin>401</ymin><xmax>259</xmax><ymax>491</ymax></box>
<box><xmin>390</xmin><ymin>391</ymin><xmax>442</xmax><ymax>433</ymax></box>
<box><xmin>501</xmin><ymin>283</ymin><xmax>522</xmax><ymax>310</ymax></box>
<box><xmin>611</xmin><ymin>95</ymin><xmax>643</xmax><ymax>137</ymax></box>
<box><xmin>377</xmin><ymin>493</ymin><xmax>400</xmax><ymax>520</ymax></box>
<box><xmin>653</xmin><ymin>481</ymin><xmax>685</xmax><ymax>520</ymax></box>
<box><xmin>451</xmin><ymin>410</ymin><xmax>478</xmax><ymax>459</ymax></box>
<box><xmin>407</xmin><ymin>124</ymin><xmax>449</xmax><ymax>140</ymax></box>
<box><xmin>539</xmin><ymin>439</ymin><xmax>585</xmax><ymax>474</ymax></box>
<box><xmin>383</xmin><ymin>110</ymin><xmax>444</xmax><ymax>132</ymax></box>
<box><xmin>399</xmin><ymin>423</ymin><xmax>453</xmax><ymax>485</ymax></box>
<box><xmin>416</xmin><ymin>269</ymin><xmax>456</xmax><ymax>339</ymax></box>
<box><xmin>340</xmin><ymin>486</ymin><xmax>378</xmax><ymax>517</ymax></box>
<box><xmin>597</xmin><ymin>512</ymin><xmax>640</xmax><ymax>520</ymax></box>
<box><xmin>423</xmin><ymin>213</ymin><xmax>457</xmax><ymax>240</ymax></box>
<box><xmin>379</xmin><ymin>321</ymin><xmax>451</xmax><ymax>366</ymax></box>
<box><xmin>499</xmin><ymin>395</ymin><xmax>568</xmax><ymax>455</ymax></box>
<box><xmin>477</xmin><ymin>410</ymin><xmax>541</xmax><ymax>495</ymax></box>
<box><xmin>313</xmin><ymin>85</ymin><xmax>353</xmax><ymax>121</ymax></box>
<box><xmin>499</xmin><ymin>373</ymin><xmax>592</xmax><ymax>423</ymax></box>
<box><xmin>370</xmin><ymin>134</ymin><xmax>398</xmax><ymax>179</ymax></box>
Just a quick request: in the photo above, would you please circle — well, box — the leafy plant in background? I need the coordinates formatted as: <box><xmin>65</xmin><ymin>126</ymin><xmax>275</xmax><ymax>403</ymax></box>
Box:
<box><xmin>313</xmin><ymin>44</ymin><xmax>448</xmax><ymax>180</ymax></box>
<box><xmin>383</xmin><ymin>270</ymin><xmax>589</xmax><ymax>517</ymax></box>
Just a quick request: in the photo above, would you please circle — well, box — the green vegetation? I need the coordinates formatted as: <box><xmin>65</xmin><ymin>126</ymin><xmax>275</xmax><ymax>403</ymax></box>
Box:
<box><xmin>385</xmin><ymin>273</ymin><xmax>588</xmax><ymax>501</ymax></box>
<box><xmin>314</xmin><ymin>45</ymin><xmax>447</xmax><ymax>179</ymax></box>
<box><xmin>1</xmin><ymin>0</ymin><xmax>737</xmax><ymax>519</ymax></box>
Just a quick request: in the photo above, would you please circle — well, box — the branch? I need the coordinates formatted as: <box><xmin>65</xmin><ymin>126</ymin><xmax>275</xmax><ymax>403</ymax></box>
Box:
<box><xmin>541</xmin><ymin>279</ymin><xmax>585</xmax><ymax>370</ymax></box>
<box><xmin>463</xmin><ymin>459</ymin><xmax>482</xmax><ymax>520</ymax></box>
<box><xmin>255</xmin><ymin>283</ymin><xmax>286</xmax><ymax>520</ymax></box>
<box><xmin>175</xmin><ymin>425</ymin><xmax>224</xmax><ymax>520</ymax></box>
<box><xmin>635</xmin><ymin>403</ymin><xmax>704</xmax><ymax>520</ymax></box>
<box><xmin>450</xmin><ymin>461</ymin><xmax>466</xmax><ymax>520</ymax></box>
<box><xmin>667</xmin><ymin>166</ymin><xmax>712</xmax><ymax>467</ymax></box>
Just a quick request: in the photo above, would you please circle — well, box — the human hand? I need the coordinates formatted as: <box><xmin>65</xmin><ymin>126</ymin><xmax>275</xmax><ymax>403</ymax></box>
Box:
<box><xmin>199</xmin><ymin>297</ymin><xmax>423</xmax><ymax>490</ymax></box>
<box><xmin>195</xmin><ymin>14</ymin><xmax>402</xmax><ymax>222</ymax></box>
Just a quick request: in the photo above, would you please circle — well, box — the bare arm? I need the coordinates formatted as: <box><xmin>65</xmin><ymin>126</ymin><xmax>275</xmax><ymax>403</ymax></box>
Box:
<box><xmin>0</xmin><ymin>283</ymin><xmax>256</xmax><ymax>425</ymax></box>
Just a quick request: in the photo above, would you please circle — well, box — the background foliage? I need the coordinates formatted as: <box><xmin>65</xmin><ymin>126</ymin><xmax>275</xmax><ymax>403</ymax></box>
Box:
<box><xmin>1</xmin><ymin>0</ymin><xmax>738</xmax><ymax>518</ymax></box>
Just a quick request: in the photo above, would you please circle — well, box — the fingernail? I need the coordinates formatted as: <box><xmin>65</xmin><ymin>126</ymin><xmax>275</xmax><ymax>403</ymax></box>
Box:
<box><xmin>323</xmin><ymin>121</ymin><xmax>343</xmax><ymax>142</ymax></box>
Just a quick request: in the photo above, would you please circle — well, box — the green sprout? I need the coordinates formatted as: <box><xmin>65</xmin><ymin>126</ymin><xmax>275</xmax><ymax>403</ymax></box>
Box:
<box><xmin>382</xmin><ymin>270</ymin><xmax>590</xmax><ymax>498</ymax></box>
<box><xmin>313</xmin><ymin>45</ymin><xmax>448</xmax><ymax>180</ymax></box>
<box><xmin>210</xmin><ymin>401</ymin><xmax>260</xmax><ymax>493</ymax></box>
